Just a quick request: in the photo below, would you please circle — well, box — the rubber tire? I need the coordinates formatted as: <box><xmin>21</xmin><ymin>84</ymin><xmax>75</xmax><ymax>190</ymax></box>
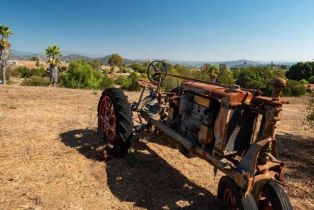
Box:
<box><xmin>259</xmin><ymin>181</ymin><xmax>293</xmax><ymax>210</ymax></box>
<box><xmin>218</xmin><ymin>176</ymin><xmax>258</xmax><ymax>210</ymax></box>
<box><xmin>98</xmin><ymin>88</ymin><xmax>133</xmax><ymax>158</ymax></box>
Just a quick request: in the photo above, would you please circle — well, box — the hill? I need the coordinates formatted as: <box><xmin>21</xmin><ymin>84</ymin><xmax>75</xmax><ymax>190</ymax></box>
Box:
<box><xmin>62</xmin><ymin>54</ymin><xmax>91</xmax><ymax>62</ymax></box>
<box><xmin>9</xmin><ymin>50</ymin><xmax>296</xmax><ymax>67</ymax></box>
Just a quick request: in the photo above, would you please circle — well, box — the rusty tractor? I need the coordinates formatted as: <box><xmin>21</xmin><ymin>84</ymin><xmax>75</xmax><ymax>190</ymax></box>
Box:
<box><xmin>97</xmin><ymin>60</ymin><xmax>293</xmax><ymax>210</ymax></box>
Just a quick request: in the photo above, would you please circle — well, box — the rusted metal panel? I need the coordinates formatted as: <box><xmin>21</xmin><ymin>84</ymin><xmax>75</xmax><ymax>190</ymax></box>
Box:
<box><xmin>182</xmin><ymin>81</ymin><xmax>253</xmax><ymax>106</ymax></box>
<box><xmin>213</xmin><ymin>104</ymin><xmax>234</xmax><ymax>157</ymax></box>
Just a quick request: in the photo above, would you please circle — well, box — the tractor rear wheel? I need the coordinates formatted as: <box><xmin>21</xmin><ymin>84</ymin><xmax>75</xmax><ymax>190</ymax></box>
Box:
<box><xmin>98</xmin><ymin>88</ymin><xmax>133</xmax><ymax>158</ymax></box>
<box><xmin>218</xmin><ymin>176</ymin><xmax>258</xmax><ymax>210</ymax></box>
<box><xmin>257</xmin><ymin>181</ymin><xmax>293</xmax><ymax>210</ymax></box>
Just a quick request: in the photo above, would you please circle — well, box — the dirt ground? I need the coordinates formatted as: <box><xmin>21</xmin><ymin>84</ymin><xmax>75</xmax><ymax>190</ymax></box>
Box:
<box><xmin>0</xmin><ymin>85</ymin><xmax>313</xmax><ymax>210</ymax></box>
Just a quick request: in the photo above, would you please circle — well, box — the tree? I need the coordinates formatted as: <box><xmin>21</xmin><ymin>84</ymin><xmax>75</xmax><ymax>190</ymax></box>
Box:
<box><xmin>87</xmin><ymin>60</ymin><xmax>102</xmax><ymax>70</ymax></box>
<box><xmin>61</xmin><ymin>60</ymin><xmax>113</xmax><ymax>89</ymax></box>
<box><xmin>45</xmin><ymin>45</ymin><xmax>62</xmax><ymax>86</ymax></box>
<box><xmin>286</xmin><ymin>62</ymin><xmax>314</xmax><ymax>81</ymax></box>
<box><xmin>217</xmin><ymin>64</ymin><xmax>233</xmax><ymax>85</ymax></box>
<box><xmin>308</xmin><ymin>76</ymin><xmax>314</xmax><ymax>83</ymax></box>
<box><xmin>198</xmin><ymin>64</ymin><xmax>218</xmax><ymax>82</ymax></box>
<box><xmin>108</xmin><ymin>54</ymin><xmax>123</xmax><ymax>67</ymax></box>
<box><xmin>30</xmin><ymin>56</ymin><xmax>40</xmax><ymax>62</ymax></box>
<box><xmin>235</xmin><ymin>67</ymin><xmax>284</xmax><ymax>96</ymax></box>
<box><xmin>0</xmin><ymin>25</ymin><xmax>13</xmax><ymax>85</ymax></box>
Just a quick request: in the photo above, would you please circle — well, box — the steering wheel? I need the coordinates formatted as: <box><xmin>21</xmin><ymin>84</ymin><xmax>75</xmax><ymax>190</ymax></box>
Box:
<box><xmin>147</xmin><ymin>60</ymin><xmax>168</xmax><ymax>84</ymax></box>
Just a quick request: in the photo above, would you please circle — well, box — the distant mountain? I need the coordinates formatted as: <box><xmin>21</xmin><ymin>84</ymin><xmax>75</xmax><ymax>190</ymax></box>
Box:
<box><xmin>62</xmin><ymin>54</ymin><xmax>90</xmax><ymax>62</ymax></box>
<box><xmin>9</xmin><ymin>49</ymin><xmax>296</xmax><ymax>67</ymax></box>
<box><xmin>167</xmin><ymin>59</ymin><xmax>262</xmax><ymax>68</ymax></box>
<box><xmin>62</xmin><ymin>54</ymin><xmax>140</xmax><ymax>65</ymax></box>
<box><xmin>223</xmin><ymin>59</ymin><xmax>261</xmax><ymax>68</ymax></box>
<box><xmin>9</xmin><ymin>50</ymin><xmax>46</xmax><ymax>60</ymax></box>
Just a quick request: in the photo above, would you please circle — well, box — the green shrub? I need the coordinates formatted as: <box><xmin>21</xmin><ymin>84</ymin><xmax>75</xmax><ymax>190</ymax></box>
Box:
<box><xmin>286</xmin><ymin>62</ymin><xmax>314</xmax><ymax>81</ymax></box>
<box><xmin>31</xmin><ymin>67</ymin><xmax>46</xmax><ymax>77</ymax></box>
<box><xmin>59</xmin><ymin>66</ymin><xmax>68</xmax><ymax>72</ymax></box>
<box><xmin>115</xmin><ymin>75</ymin><xmax>129</xmax><ymax>86</ymax></box>
<box><xmin>16</xmin><ymin>66</ymin><xmax>32</xmax><ymax>78</ymax></box>
<box><xmin>299</xmin><ymin>79</ymin><xmax>308</xmax><ymax>84</ymax></box>
<box><xmin>118</xmin><ymin>73</ymin><xmax>141</xmax><ymax>91</ymax></box>
<box><xmin>87</xmin><ymin>60</ymin><xmax>102</xmax><ymax>70</ymax></box>
<box><xmin>130</xmin><ymin>63</ymin><xmax>146</xmax><ymax>73</ymax></box>
<box><xmin>22</xmin><ymin>76</ymin><xmax>50</xmax><ymax>86</ymax></box>
<box><xmin>234</xmin><ymin>67</ymin><xmax>288</xmax><ymax>96</ymax></box>
<box><xmin>308</xmin><ymin>76</ymin><xmax>314</xmax><ymax>83</ymax></box>
<box><xmin>282</xmin><ymin>80</ymin><xmax>306</xmax><ymax>96</ymax></box>
<box><xmin>162</xmin><ymin>67</ymin><xmax>180</xmax><ymax>91</ymax></box>
<box><xmin>101</xmin><ymin>75</ymin><xmax>114</xmax><ymax>89</ymax></box>
<box><xmin>163</xmin><ymin>76</ymin><xmax>179</xmax><ymax>91</ymax></box>
<box><xmin>61</xmin><ymin>60</ymin><xmax>113</xmax><ymax>89</ymax></box>
<box><xmin>217</xmin><ymin>69</ymin><xmax>234</xmax><ymax>85</ymax></box>
<box><xmin>119</xmin><ymin>66</ymin><xmax>130</xmax><ymax>73</ymax></box>
<box><xmin>12</xmin><ymin>66</ymin><xmax>46</xmax><ymax>78</ymax></box>
<box><xmin>11</xmin><ymin>68</ymin><xmax>22</xmax><ymax>77</ymax></box>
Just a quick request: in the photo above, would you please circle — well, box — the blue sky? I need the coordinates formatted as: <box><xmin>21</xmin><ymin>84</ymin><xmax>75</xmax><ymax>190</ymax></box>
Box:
<box><xmin>1</xmin><ymin>0</ymin><xmax>314</xmax><ymax>61</ymax></box>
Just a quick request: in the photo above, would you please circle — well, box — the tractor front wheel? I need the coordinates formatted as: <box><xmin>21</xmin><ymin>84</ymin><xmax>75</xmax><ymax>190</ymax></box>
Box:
<box><xmin>218</xmin><ymin>176</ymin><xmax>258</xmax><ymax>210</ymax></box>
<box><xmin>257</xmin><ymin>181</ymin><xmax>293</xmax><ymax>210</ymax></box>
<box><xmin>98</xmin><ymin>88</ymin><xmax>133</xmax><ymax>158</ymax></box>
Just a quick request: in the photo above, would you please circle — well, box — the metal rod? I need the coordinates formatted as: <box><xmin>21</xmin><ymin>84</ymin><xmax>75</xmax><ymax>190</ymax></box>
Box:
<box><xmin>135</xmin><ymin>87</ymin><xmax>145</xmax><ymax>110</ymax></box>
<box><xmin>155</xmin><ymin>72</ymin><xmax>258</xmax><ymax>94</ymax></box>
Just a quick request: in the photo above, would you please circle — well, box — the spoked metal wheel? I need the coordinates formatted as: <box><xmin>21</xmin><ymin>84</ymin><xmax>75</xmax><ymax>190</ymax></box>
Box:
<box><xmin>99</xmin><ymin>95</ymin><xmax>116</xmax><ymax>145</ymax></box>
<box><xmin>146</xmin><ymin>60</ymin><xmax>168</xmax><ymax>84</ymax></box>
<box><xmin>98</xmin><ymin>88</ymin><xmax>133</xmax><ymax>158</ymax></box>
<box><xmin>218</xmin><ymin>176</ymin><xmax>258</xmax><ymax>210</ymax></box>
<box><xmin>257</xmin><ymin>181</ymin><xmax>293</xmax><ymax>210</ymax></box>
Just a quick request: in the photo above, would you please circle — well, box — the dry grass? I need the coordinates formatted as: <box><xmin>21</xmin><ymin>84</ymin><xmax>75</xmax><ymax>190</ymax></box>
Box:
<box><xmin>12</xmin><ymin>60</ymin><xmax>68</xmax><ymax>69</ymax></box>
<box><xmin>0</xmin><ymin>86</ymin><xmax>312</xmax><ymax>209</ymax></box>
<box><xmin>10</xmin><ymin>60</ymin><xmax>111</xmax><ymax>71</ymax></box>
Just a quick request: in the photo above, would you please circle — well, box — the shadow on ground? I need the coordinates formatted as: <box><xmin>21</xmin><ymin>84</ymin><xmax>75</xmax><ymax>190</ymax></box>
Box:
<box><xmin>60</xmin><ymin>129</ymin><xmax>224</xmax><ymax>210</ymax></box>
<box><xmin>276</xmin><ymin>133</ymin><xmax>314</xmax><ymax>179</ymax></box>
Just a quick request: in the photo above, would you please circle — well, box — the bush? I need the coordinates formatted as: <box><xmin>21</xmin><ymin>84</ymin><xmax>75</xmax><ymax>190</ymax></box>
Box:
<box><xmin>11</xmin><ymin>67</ymin><xmax>22</xmax><ymax>77</ymax></box>
<box><xmin>87</xmin><ymin>60</ymin><xmax>102</xmax><ymax>70</ymax></box>
<box><xmin>217</xmin><ymin>69</ymin><xmax>233</xmax><ymax>85</ymax></box>
<box><xmin>101</xmin><ymin>75</ymin><xmax>114</xmax><ymax>89</ymax></box>
<box><xmin>31</xmin><ymin>67</ymin><xmax>46</xmax><ymax>77</ymax></box>
<box><xmin>119</xmin><ymin>66</ymin><xmax>130</xmax><ymax>73</ymax></box>
<box><xmin>59</xmin><ymin>66</ymin><xmax>68</xmax><ymax>72</ymax></box>
<box><xmin>308</xmin><ymin>76</ymin><xmax>314</xmax><ymax>83</ymax></box>
<box><xmin>163</xmin><ymin>76</ymin><xmax>179</xmax><ymax>91</ymax></box>
<box><xmin>162</xmin><ymin>67</ymin><xmax>180</xmax><ymax>91</ymax></box>
<box><xmin>299</xmin><ymin>79</ymin><xmax>308</xmax><ymax>84</ymax></box>
<box><xmin>234</xmin><ymin>67</ymin><xmax>288</xmax><ymax>96</ymax></box>
<box><xmin>282</xmin><ymin>80</ymin><xmax>306</xmax><ymax>96</ymax></box>
<box><xmin>16</xmin><ymin>66</ymin><xmax>32</xmax><ymax>78</ymax></box>
<box><xmin>22</xmin><ymin>76</ymin><xmax>50</xmax><ymax>86</ymax></box>
<box><xmin>12</xmin><ymin>66</ymin><xmax>46</xmax><ymax>78</ymax></box>
<box><xmin>130</xmin><ymin>63</ymin><xmax>146</xmax><ymax>73</ymax></box>
<box><xmin>61</xmin><ymin>60</ymin><xmax>113</xmax><ymax>89</ymax></box>
<box><xmin>286</xmin><ymin>62</ymin><xmax>314</xmax><ymax>81</ymax></box>
<box><xmin>115</xmin><ymin>75</ymin><xmax>129</xmax><ymax>86</ymax></box>
<box><xmin>118</xmin><ymin>73</ymin><xmax>141</xmax><ymax>91</ymax></box>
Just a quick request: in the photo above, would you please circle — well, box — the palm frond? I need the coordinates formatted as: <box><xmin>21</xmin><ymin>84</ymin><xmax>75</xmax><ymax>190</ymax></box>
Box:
<box><xmin>0</xmin><ymin>25</ymin><xmax>14</xmax><ymax>38</ymax></box>
<box><xmin>45</xmin><ymin>44</ymin><xmax>62</xmax><ymax>58</ymax></box>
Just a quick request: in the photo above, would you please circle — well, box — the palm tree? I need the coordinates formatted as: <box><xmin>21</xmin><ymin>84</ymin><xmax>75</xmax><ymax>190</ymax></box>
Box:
<box><xmin>45</xmin><ymin>45</ymin><xmax>62</xmax><ymax>87</ymax></box>
<box><xmin>0</xmin><ymin>25</ymin><xmax>13</xmax><ymax>85</ymax></box>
